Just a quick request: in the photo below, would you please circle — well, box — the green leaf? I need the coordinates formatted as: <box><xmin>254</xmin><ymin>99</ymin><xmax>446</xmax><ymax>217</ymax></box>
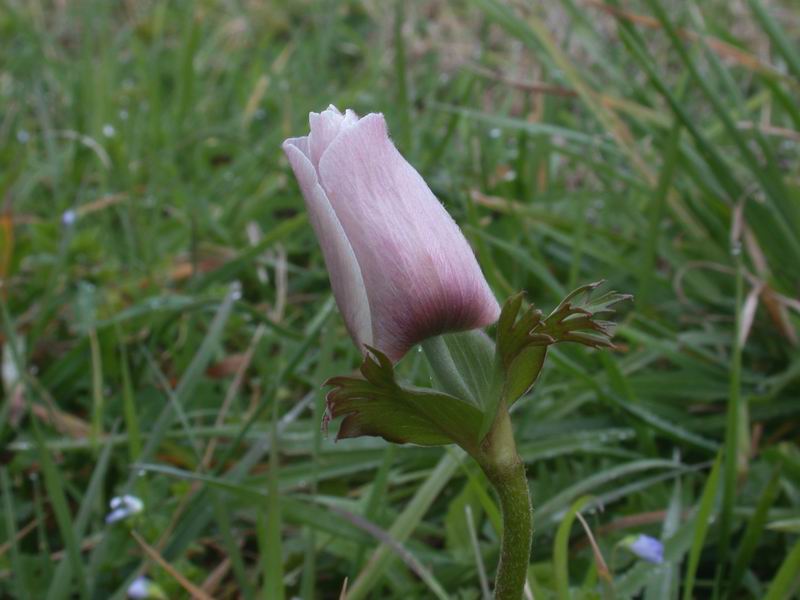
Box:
<box><xmin>445</xmin><ymin>478</ymin><xmax>486</xmax><ymax>562</ymax></box>
<box><xmin>325</xmin><ymin>347</ymin><xmax>484</xmax><ymax>451</ymax></box>
<box><xmin>345</xmin><ymin>451</ymin><xmax>462</xmax><ymax>600</ymax></box>
<box><xmin>540</xmin><ymin>281</ymin><xmax>632</xmax><ymax>347</ymax></box>
<box><xmin>422</xmin><ymin>330</ymin><xmax>502</xmax><ymax>442</ymax></box>
<box><xmin>1</xmin><ymin>468</ymin><xmax>30</xmax><ymax>600</ymax></box>
<box><xmin>495</xmin><ymin>283</ymin><xmax>632</xmax><ymax>409</ymax></box>
<box><xmin>553</xmin><ymin>495</ymin><xmax>594</xmax><ymax>600</ymax></box>
<box><xmin>748</xmin><ymin>0</ymin><xmax>800</xmax><ymax>82</ymax></box>
<box><xmin>763</xmin><ymin>536</ymin><xmax>800</xmax><ymax>600</ymax></box>
<box><xmin>496</xmin><ymin>292</ymin><xmax>550</xmax><ymax>409</ymax></box>
<box><xmin>683</xmin><ymin>453</ymin><xmax>722</xmax><ymax>600</ymax></box>
<box><xmin>420</xmin><ymin>330</ymin><xmax>495</xmax><ymax>409</ymax></box>
<box><xmin>728</xmin><ymin>463</ymin><xmax>783</xmax><ymax>596</ymax></box>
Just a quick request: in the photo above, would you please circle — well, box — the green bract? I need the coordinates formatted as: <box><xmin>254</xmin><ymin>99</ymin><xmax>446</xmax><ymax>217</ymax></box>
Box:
<box><xmin>325</xmin><ymin>346</ymin><xmax>485</xmax><ymax>452</ymax></box>
<box><xmin>325</xmin><ymin>282</ymin><xmax>631</xmax><ymax>452</ymax></box>
<box><xmin>496</xmin><ymin>281</ymin><xmax>632</xmax><ymax>412</ymax></box>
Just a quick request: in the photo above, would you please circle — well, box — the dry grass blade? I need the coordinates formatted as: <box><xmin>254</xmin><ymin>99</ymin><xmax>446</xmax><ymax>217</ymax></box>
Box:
<box><xmin>201</xmin><ymin>323</ymin><xmax>267</xmax><ymax>470</ymax></box>
<box><xmin>736</xmin><ymin>122</ymin><xmax>800</xmax><ymax>142</ymax></box>
<box><xmin>325</xmin><ymin>503</ymin><xmax>442</xmax><ymax>588</ymax></box>
<box><xmin>739</xmin><ymin>282</ymin><xmax>765</xmax><ymax>347</ymax></box>
<box><xmin>0</xmin><ymin>519</ymin><xmax>38</xmax><ymax>559</ymax></box>
<box><xmin>131</xmin><ymin>531</ymin><xmax>215</xmax><ymax>600</ymax></box>
<box><xmin>583</xmin><ymin>0</ymin><xmax>792</xmax><ymax>82</ymax></box>
<box><xmin>575</xmin><ymin>511</ymin><xmax>613</xmax><ymax>585</ymax></box>
<box><xmin>465</xmin><ymin>63</ymin><xmax>670</xmax><ymax>126</ymax></box>
<box><xmin>200</xmin><ymin>556</ymin><xmax>232</xmax><ymax>596</ymax></box>
<box><xmin>75</xmin><ymin>193</ymin><xmax>129</xmax><ymax>217</ymax></box>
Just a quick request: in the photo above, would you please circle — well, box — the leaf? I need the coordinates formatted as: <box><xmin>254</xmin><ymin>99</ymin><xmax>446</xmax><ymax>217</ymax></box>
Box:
<box><xmin>420</xmin><ymin>330</ymin><xmax>495</xmax><ymax>409</ymax></box>
<box><xmin>540</xmin><ymin>280</ymin><xmax>633</xmax><ymax>347</ymax></box>
<box><xmin>763</xmin><ymin>536</ymin><xmax>800</xmax><ymax>600</ymax></box>
<box><xmin>496</xmin><ymin>292</ymin><xmax>550</xmax><ymax>410</ymax></box>
<box><xmin>495</xmin><ymin>282</ymin><xmax>632</xmax><ymax>409</ymax></box>
<box><xmin>682</xmin><ymin>454</ymin><xmax>722</xmax><ymax>600</ymax></box>
<box><xmin>444</xmin><ymin>478</ymin><xmax>486</xmax><ymax>562</ymax></box>
<box><xmin>729</xmin><ymin>464</ymin><xmax>783</xmax><ymax>596</ymax></box>
<box><xmin>325</xmin><ymin>347</ymin><xmax>484</xmax><ymax>451</ymax></box>
<box><xmin>553</xmin><ymin>495</ymin><xmax>594</xmax><ymax>600</ymax></box>
<box><xmin>345</xmin><ymin>451</ymin><xmax>462</xmax><ymax>600</ymax></box>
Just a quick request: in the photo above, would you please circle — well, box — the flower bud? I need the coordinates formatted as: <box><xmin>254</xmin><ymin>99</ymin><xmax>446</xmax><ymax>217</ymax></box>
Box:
<box><xmin>283</xmin><ymin>106</ymin><xmax>499</xmax><ymax>361</ymax></box>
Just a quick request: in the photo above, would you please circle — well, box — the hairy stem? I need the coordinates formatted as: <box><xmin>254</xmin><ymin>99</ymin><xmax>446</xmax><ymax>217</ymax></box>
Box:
<box><xmin>478</xmin><ymin>407</ymin><xmax>533</xmax><ymax>600</ymax></box>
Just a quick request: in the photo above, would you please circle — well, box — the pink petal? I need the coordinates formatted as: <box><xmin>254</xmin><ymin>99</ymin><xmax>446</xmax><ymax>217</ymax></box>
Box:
<box><xmin>283</xmin><ymin>138</ymin><xmax>373</xmax><ymax>349</ymax></box>
<box><xmin>308</xmin><ymin>106</ymin><xmax>358</xmax><ymax>169</ymax></box>
<box><xmin>318</xmin><ymin>113</ymin><xmax>500</xmax><ymax>361</ymax></box>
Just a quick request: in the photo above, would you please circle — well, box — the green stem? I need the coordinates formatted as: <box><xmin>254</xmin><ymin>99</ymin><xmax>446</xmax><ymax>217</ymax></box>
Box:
<box><xmin>478</xmin><ymin>407</ymin><xmax>533</xmax><ymax>600</ymax></box>
<box><xmin>418</xmin><ymin>334</ymin><xmax>532</xmax><ymax>598</ymax></box>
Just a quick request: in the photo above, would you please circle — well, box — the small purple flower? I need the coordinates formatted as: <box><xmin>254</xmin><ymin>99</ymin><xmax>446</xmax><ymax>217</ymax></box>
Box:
<box><xmin>61</xmin><ymin>210</ymin><xmax>77</xmax><ymax>227</ymax></box>
<box><xmin>127</xmin><ymin>576</ymin><xmax>165</xmax><ymax>599</ymax></box>
<box><xmin>623</xmin><ymin>534</ymin><xmax>664</xmax><ymax>564</ymax></box>
<box><xmin>106</xmin><ymin>494</ymin><xmax>144</xmax><ymax>524</ymax></box>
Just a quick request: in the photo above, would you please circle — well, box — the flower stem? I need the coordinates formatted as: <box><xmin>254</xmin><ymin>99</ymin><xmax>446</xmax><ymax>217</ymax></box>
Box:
<box><xmin>478</xmin><ymin>407</ymin><xmax>533</xmax><ymax>600</ymax></box>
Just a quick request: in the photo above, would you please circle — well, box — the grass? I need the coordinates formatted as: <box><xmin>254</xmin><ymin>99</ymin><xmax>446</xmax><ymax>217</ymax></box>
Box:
<box><xmin>1</xmin><ymin>0</ymin><xmax>799</xmax><ymax>598</ymax></box>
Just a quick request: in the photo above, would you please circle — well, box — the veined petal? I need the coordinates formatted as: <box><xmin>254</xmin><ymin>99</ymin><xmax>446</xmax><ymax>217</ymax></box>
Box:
<box><xmin>283</xmin><ymin>139</ymin><xmax>373</xmax><ymax>349</ymax></box>
<box><xmin>284</xmin><ymin>135</ymin><xmax>309</xmax><ymax>156</ymax></box>
<box><xmin>308</xmin><ymin>105</ymin><xmax>358</xmax><ymax>169</ymax></box>
<box><xmin>318</xmin><ymin>113</ymin><xmax>500</xmax><ymax>361</ymax></box>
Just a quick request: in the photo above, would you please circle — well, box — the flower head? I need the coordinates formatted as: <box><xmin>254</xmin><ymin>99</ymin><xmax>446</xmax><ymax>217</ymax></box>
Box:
<box><xmin>622</xmin><ymin>533</ymin><xmax>664</xmax><ymax>564</ymax></box>
<box><xmin>61</xmin><ymin>210</ymin><xmax>77</xmax><ymax>227</ymax></box>
<box><xmin>283</xmin><ymin>106</ymin><xmax>499</xmax><ymax>361</ymax></box>
<box><xmin>106</xmin><ymin>494</ymin><xmax>144</xmax><ymax>524</ymax></box>
<box><xmin>127</xmin><ymin>576</ymin><xmax>166</xmax><ymax>599</ymax></box>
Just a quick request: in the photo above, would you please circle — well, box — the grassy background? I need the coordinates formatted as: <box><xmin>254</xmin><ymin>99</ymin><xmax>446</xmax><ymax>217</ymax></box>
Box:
<box><xmin>1</xmin><ymin>0</ymin><xmax>799</xmax><ymax>598</ymax></box>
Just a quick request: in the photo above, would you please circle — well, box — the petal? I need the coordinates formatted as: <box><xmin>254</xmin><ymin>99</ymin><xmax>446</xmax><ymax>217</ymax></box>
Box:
<box><xmin>284</xmin><ymin>135</ymin><xmax>310</xmax><ymax>159</ymax></box>
<box><xmin>308</xmin><ymin>106</ymin><xmax>359</xmax><ymax>169</ymax></box>
<box><xmin>283</xmin><ymin>140</ymin><xmax>373</xmax><ymax>349</ymax></box>
<box><xmin>341</xmin><ymin>108</ymin><xmax>359</xmax><ymax>129</ymax></box>
<box><xmin>318</xmin><ymin>113</ymin><xmax>500</xmax><ymax>361</ymax></box>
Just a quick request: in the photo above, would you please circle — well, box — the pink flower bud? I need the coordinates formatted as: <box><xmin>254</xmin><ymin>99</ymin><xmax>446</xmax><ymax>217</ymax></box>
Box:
<box><xmin>283</xmin><ymin>106</ymin><xmax>500</xmax><ymax>361</ymax></box>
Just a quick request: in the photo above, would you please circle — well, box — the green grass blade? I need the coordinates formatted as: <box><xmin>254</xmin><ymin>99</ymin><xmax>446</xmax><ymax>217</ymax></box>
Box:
<box><xmin>37</xmin><ymin>417</ymin><xmax>89</xmax><ymax>600</ymax></box>
<box><xmin>639</xmin><ymin>122</ymin><xmax>681</xmax><ymax>308</ymax></box>
<box><xmin>50</xmin><ymin>430</ymin><xmax>115</xmax><ymax>597</ymax></box>
<box><xmin>262</xmin><ymin>413</ymin><xmax>285</xmax><ymax>600</ymax></box>
<box><xmin>553</xmin><ymin>495</ymin><xmax>593</xmax><ymax>599</ymax></box>
<box><xmin>133</xmin><ymin>284</ymin><xmax>238</xmax><ymax>475</ymax></box>
<box><xmin>727</xmin><ymin>464</ymin><xmax>784</xmax><ymax>597</ymax></box>
<box><xmin>1</xmin><ymin>468</ymin><xmax>31</xmax><ymax>600</ymax></box>
<box><xmin>345</xmin><ymin>450</ymin><xmax>461</xmax><ymax>600</ymax></box>
<box><xmin>717</xmin><ymin>258</ymin><xmax>745</xmax><ymax>578</ymax></box>
<box><xmin>683</xmin><ymin>454</ymin><xmax>722</xmax><ymax>600</ymax></box>
<box><xmin>748</xmin><ymin>0</ymin><xmax>800</xmax><ymax>81</ymax></box>
<box><xmin>762</xmin><ymin>536</ymin><xmax>800</xmax><ymax>600</ymax></box>
<box><xmin>212</xmin><ymin>492</ymin><xmax>256</xmax><ymax>600</ymax></box>
<box><xmin>117</xmin><ymin>326</ymin><xmax>142</xmax><ymax>461</ymax></box>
